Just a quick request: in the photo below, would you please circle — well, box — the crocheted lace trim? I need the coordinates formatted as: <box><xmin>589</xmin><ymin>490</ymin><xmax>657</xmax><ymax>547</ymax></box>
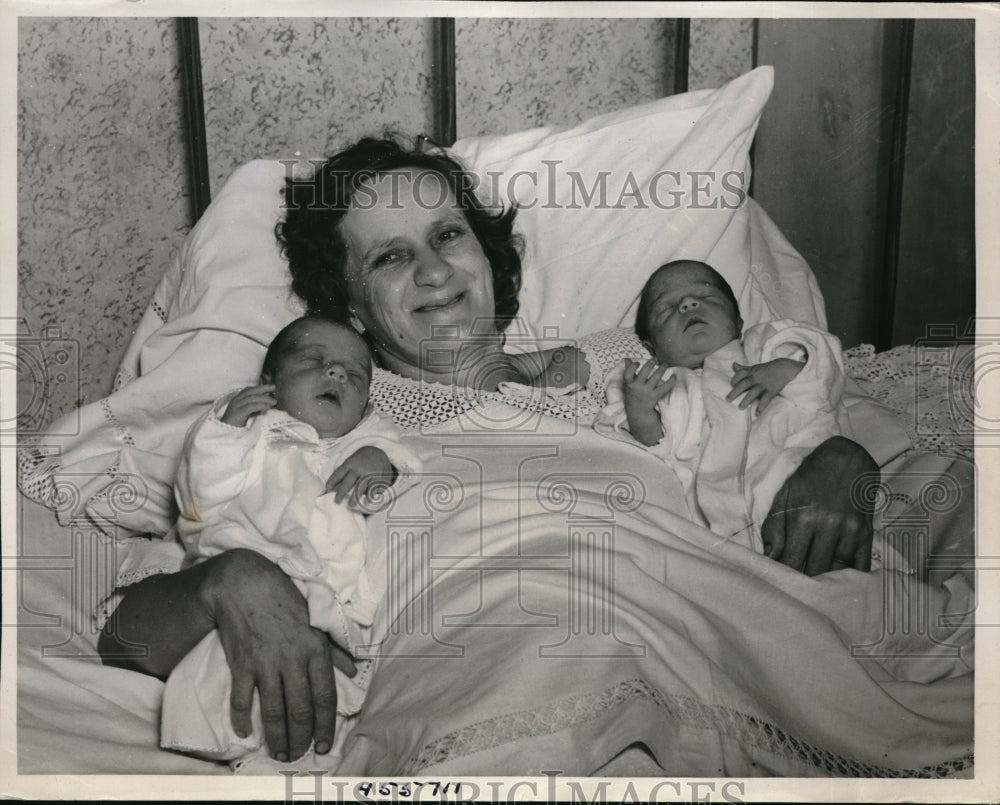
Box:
<box><xmin>112</xmin><ymin>365</ymin><xmax>136</xmax><ymax>394</ymax></box>
<box><xmin>368</xmin><ymin>329</ymin><xmax>648</xmax><ymax>431</ymax></box>
<box><xmin>17</xmin><ymin>421</ymin><xmax>126</xmax><ymax>532</ymax></box>
<box><xmin>152</xmin><ymin>300</ymin><xmax>168</xmax><ymax>324</ymax></box>
<box><xmin>16</xmin><ymin>441</ymin><xmax>57</xmax><ymax>509</ymax></box>
<box><xmin>843</xmin><ymin>344</ymin><xmax>972</xmax><ymax>457</ymax></box>
<box><xmin>100</xmin><ymin>398</ymin><xmax>135</xmax><ymax>448</ymax></box>
<box><xmin>400</xmin><ymin>677</ymin><xmax>973</xmax><ymax>778</ymax></box>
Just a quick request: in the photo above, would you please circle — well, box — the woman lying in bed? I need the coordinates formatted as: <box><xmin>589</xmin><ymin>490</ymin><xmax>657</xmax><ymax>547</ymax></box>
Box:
<box><xmin>98</xmin><ymin>137</ymin><xmax>883</xmax><ymax>767</ymax></box>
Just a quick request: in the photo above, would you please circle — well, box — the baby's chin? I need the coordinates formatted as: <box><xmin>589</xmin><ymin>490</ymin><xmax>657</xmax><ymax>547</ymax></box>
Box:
<box><xmin>279</xmin><ymin>406</ymin><xmax>367</xmax><ymax>439</ymax></box>
<box><xmin>658</xmin><ymin>340</ymin><xmax>733</xmax><ymax>370</ymax></box>
<box><xmin>690</xmin><ymin>331</ymin><xmax>738</xmax><ymax>361</ymax></box>
<box><xmin>313</xmin><ymin>415</ymin><xmax>366</xmax><ymax>439</ymax></box>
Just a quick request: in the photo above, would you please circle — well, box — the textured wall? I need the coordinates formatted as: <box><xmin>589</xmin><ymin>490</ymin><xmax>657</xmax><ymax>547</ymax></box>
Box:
<box><xmin>200</xmin><ymin>17</ymin><xmax>436</xmax><ymax>194</ymax></box>
<box><xmin>17</xmin><ymin>17</ymin><xmax>190</xmax><ymax>431</ymax></box>
<box><xmin>752</xmin><ymin>18</ymin><xmax>975</xmax><ymax>350</ymax></box>
<box><xmin>200</xmin><ymin>17</ymin><xmax>678</xmax><ymax>186</ymax></box>
<box><xmin>753</xmin><ymin>19</ymin><xmax>889</xmax><ymax>348</ymax></box>
<box><xmin>455</xmin><ymin>18</ymin><xmax>676</xmax><ymax>138</ymax></box>
<box><xmin>689</xmin><ymin>18</ymin><xmax>755</xmax><ymax>90</ymax></box>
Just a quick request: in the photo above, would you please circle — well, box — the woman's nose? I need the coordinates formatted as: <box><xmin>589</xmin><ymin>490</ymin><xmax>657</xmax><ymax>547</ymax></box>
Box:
<box><xmin>325</xmin><ymin>364</ymin><xmax>347</xmax><ymax>382</ymax></box>
<box><xmin>678</xmin><ymin>296</ymin><xmax>700</xmax><ymax>314</ymax></box>
<box><xmin>413</xmin><ymin>250</ymin><xmax>454</xmax><ymax>287</ymax></box>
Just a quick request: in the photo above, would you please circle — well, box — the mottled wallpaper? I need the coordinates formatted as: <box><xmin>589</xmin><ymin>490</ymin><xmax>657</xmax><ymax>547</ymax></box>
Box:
<box><xmin>17</xmin><ymin>17</ymin><xmax>190</xmax><ymax>431</ymax></box>
<box><xmin>200</xmin><ymin>17</ymin><xmax>436</xmax><ymax>196</ymax></box>
<box><xmin>689</xmin><ymin>19</ymin><xmax>755</xmax><ymax>90</ymax></box>
<box><xmin>18</xmin><ymin>16</ymin><xmax>753</xmax><ymax>429</ymax></box>
<box><xmin>455</xmin><ymin>18</ymin><xmax>676</xmax><ymax>138</ymax></box>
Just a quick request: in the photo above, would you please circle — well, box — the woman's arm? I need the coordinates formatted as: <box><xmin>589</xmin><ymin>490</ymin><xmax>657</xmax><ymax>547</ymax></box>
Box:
<box><xmin>98</xmin><ymin>548</ymin><xmax>355</xmax><ymax>761</ymax></box>
<box><xmin>98</xmin><ymin>555</ymin><xmax>218</xmax><ymax>678</ymax></box>
<box><xmin>762</xmin><ymin>436</ymin><xmax>879</xmax><ymax>576</ymax></box>
<box><xmin>508</xmin><ymin>345</ymin><xmax>591</xmax><ymax>388</ymax></box>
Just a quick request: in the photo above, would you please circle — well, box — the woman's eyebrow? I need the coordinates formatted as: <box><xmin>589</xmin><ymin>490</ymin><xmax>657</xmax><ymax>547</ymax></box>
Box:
<box><xmin>360</xmin><ymin>237</ymin><xmax>401</xmax><ymax>263</ymax></box>
<box><xmin>422</xmin><ymin>207</ymin><xmax>466</xmax><ymax>228</ymax></box>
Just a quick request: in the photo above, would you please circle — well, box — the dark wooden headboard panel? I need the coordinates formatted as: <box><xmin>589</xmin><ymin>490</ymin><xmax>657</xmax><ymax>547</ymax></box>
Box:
<box><xmin>753</xmin><ymin>18</ymin><xmax>974</xmax><ymax>350</ymax></box>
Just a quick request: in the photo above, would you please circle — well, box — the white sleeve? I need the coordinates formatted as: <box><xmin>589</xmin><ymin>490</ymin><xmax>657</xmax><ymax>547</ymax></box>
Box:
<box><xmin>742</xmin><ymin>320</ymin><xmax>846</xmax><ymax>413</ymax></box>
<box><xmin>174</xmin><ymin>398</ymin><xmax>260</xmax><ymax>544</ymax></box>
<box><xmin>593</xmin><ymin>360</ymin><xmax>631</xmax><ymax>437</ymax></box>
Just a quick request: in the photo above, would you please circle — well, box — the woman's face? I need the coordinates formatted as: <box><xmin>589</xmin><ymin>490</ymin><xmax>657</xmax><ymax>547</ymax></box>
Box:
<box><xmin>338</xmin><ymin>170</ymin><xmax>497</xmax><ymax>378</ymax></box>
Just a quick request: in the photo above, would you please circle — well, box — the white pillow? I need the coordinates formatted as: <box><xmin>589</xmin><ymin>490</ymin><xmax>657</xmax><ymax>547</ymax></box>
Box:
<box><xmin>450</xmin><ymin>65</ymin><xmax>826</xmax><ymax>340</ymax></box>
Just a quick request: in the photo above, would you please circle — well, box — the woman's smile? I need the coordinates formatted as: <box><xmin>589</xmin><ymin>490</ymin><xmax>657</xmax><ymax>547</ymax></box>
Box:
<box><xmin>415</xmin><ymin>291</ymin><xmax>465</xmax><ymax>314</ymax></box>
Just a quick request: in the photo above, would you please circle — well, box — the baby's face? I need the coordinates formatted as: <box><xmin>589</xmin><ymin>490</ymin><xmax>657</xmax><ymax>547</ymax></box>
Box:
<box><xmin>642</xmin><ymin>262</ymin><xmax>741</xmax><ymax>369</ymax></box>
<box><xmin>267</xmin><ymin>321</ymin><xmax>372</xmax><ymax>438</ymax></box>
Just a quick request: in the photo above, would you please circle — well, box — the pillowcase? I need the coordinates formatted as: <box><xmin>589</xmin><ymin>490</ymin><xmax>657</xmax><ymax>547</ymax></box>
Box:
<box><xmin>143</xmin><ymin>65</ymin><xmax>823</xmax><ymax>362</ymax></box>
<box><xmin>449</xmin><ymin>65</ymin><xmax>826</xmax><ymax>340</ymax></box>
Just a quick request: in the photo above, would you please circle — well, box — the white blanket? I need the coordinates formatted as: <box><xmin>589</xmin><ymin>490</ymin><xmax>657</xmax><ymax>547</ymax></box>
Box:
<box><xmin>334</xmin><ymin>413</ymin><xmax>973</xmax><ymax>776</ymax></box>
<box><xmin>15</xmin><ymin>438</ymin><xmax>974</xmax><ymax>778</ymax></box>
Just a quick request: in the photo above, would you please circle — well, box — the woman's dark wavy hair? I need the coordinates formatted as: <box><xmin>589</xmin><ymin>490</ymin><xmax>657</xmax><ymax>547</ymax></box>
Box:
<box><xmin>275</xmin><ymin>136</ymin><xmax>523</xmax><ymax>332</ymax></box>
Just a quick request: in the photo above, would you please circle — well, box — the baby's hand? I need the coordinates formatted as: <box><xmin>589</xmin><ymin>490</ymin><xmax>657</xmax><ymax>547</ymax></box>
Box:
<box><xmin>220</xmin><ymin>384</ymin><xmax>277</xmax><ymax>427</ymax></box>
<box><xmin>324</xmin><ymin>446</ymin><xmax>398</xmax><ymax>511</ymax></box>
<box><xmin>622</xmin><ymin>359</ymin><xmax>676</xmax><ymax>446</ymax></box>
<box><xmin>726</xmin><ymin>358</ymin><xmax>805</xmax><ymax>413</ymax></box>
<box><xmin>623</xmin><ymin>359</ymin><xmax>676</xmax><ymax>413</ymax></box>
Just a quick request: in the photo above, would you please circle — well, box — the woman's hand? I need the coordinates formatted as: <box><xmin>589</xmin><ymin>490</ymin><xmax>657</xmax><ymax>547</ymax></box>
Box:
<box><xmin>762</xmin><ymin>436</ymin><xmax>879</xmax><ymax>576</ymax></box>
<box><xmin>200</xmin><ymin>549</ymin><xmax>357</xmax><ymax>761</ymax></box>
<box><xmin>506</xmin><ymin>344</ymin><xmax>592</xmax><ymax>389</ymax></box>
<box><xmin>99</xmin><ymin>549</ymin><xmax>357</xmax><ymax>759</ymax></box>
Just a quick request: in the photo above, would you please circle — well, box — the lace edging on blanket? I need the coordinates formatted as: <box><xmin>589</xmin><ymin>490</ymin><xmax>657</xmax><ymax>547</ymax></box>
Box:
<box><xmin>16</xmin><ymin>396</ymin><xmax>138</xmax><ymax>537</ymax></box>
<box><xmin>401</xmin><ymin>678</ymin><xmax>973</xmax><ymax>778</ymax></box>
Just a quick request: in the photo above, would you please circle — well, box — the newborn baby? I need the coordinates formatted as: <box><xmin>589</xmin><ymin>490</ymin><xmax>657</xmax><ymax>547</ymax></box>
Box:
<box><xmin>161</xmin><ymin>316</ymin><xmax>421</xmax><ymax>768</ymax></box>
<box><xmin>596</xmin><ymin>260</ymin><xmax>852</xmax><ymax>552</ymax></box>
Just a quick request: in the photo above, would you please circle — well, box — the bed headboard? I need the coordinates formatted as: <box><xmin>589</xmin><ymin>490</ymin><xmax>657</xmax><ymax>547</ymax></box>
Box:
<box><xmin>16</xmin><ymin>15</ymin><xmax>975</xmax><ymax>431</ymax></box>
